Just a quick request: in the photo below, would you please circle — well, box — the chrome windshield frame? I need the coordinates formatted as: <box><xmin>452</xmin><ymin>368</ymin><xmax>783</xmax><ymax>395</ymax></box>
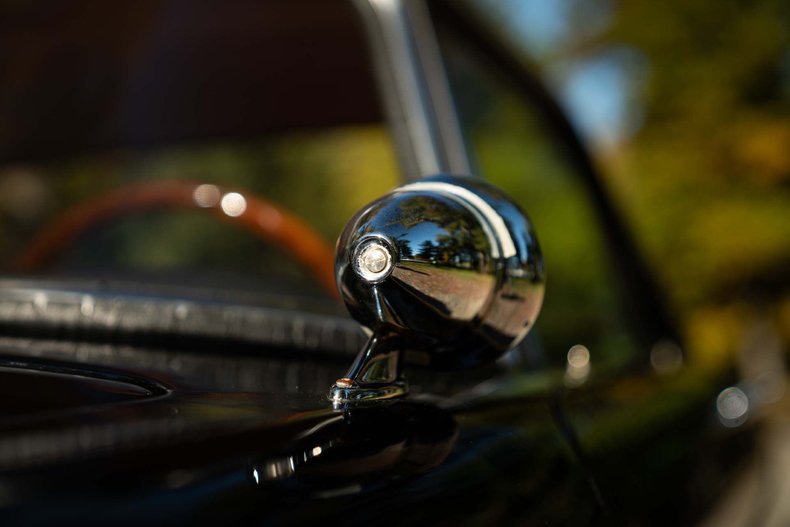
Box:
<box><xmin>352</xmin><ymin>0</ymin><xmax>471</xmax><ymax>179</ymax></box>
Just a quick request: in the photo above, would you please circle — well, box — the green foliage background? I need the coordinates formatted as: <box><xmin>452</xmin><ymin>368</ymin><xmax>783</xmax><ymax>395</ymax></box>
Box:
<box><xmin>524</xmin><ymin>0</ymin><xmax>790</xmax><ymax>364</ymax></box>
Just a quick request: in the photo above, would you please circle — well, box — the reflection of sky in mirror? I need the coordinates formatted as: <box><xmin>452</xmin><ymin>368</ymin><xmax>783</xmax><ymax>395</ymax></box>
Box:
<box><xmin>478</xmin><ymin>0</ymin><xmax>646</xmax><ymax>150</ymax></box>
<box><xmin>394</xmin><ymin>221</ymin><xmax>451</xmax><ymax>259</ymax></box>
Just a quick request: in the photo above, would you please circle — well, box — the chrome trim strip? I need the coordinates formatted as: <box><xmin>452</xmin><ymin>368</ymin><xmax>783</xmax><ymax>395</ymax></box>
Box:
<box><xmin>354</xmin><ymin>0</ymin><xmax>471</xmax><ymax>179</ymax></box>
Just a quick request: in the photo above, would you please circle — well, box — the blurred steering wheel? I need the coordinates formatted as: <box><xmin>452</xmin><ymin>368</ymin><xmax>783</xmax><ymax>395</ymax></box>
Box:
<box><xmin>12</xmin><ymin>181</ymin><xmax>338</xmax><ymax>299</ymax></box>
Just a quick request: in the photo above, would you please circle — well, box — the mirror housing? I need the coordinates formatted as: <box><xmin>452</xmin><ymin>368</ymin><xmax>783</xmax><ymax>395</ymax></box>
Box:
<box><xmin>331</xmin><ymin>175</ymin><xmax>545</xmax><ymax>403</ymax></box>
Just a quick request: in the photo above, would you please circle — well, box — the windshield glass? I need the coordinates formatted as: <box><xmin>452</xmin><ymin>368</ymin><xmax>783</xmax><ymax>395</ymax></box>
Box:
<box><xmin>0</xmin><ymin>0</ymin><xmax>400</xmax><ymax>297</ymax></box>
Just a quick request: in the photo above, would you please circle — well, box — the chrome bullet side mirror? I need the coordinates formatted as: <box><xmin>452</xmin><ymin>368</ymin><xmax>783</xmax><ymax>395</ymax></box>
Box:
<box><xmin>330</xmin><ymin>175</ymin><xmax>545</xmax><ymax>403</ymax></box>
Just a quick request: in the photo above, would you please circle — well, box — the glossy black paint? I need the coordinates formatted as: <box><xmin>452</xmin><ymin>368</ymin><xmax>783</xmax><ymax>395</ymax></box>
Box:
<box><xmin>0</xmin><ymin>312</ymin><xmax>751</xmax><ymax>526</ymax></box>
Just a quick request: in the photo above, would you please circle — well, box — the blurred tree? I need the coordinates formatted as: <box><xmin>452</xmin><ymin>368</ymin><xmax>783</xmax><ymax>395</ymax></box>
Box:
<box><xmin>596</xmin><ymin>0</ymin><xmax>790</xmax><ymax>360</ymax></box>
<box><xmin>479</xmin><ymin>0</ymin><xmax>790</xmax><ymax>364</ymax></box>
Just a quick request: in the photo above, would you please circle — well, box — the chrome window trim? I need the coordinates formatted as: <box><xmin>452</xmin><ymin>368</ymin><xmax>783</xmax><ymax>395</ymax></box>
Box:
<box><xmin>353</xmin><ymin>0</ymin><xmax>471</xmax><ymax>179</ymax></box>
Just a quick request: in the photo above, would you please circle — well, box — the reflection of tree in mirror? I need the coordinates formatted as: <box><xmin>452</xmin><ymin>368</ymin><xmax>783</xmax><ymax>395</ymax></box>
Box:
<box><xmin>417</xmin><ymin>240</ymin><xmax>436</xmax><ymax>261</ymax></box>
<box><xmin>398</xmin><ymin>196</ymin><xmax>488</xmax><ymax>269</ymax></box>
<box><xmin>395</xmin><ymin>238</ymin><xmax>413</xmax><ymax>259</ymax></box>
<box><xmin>395</xmin><ymin>194</ymin><xmax>456</xmax><ymax>228</ymax></box>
